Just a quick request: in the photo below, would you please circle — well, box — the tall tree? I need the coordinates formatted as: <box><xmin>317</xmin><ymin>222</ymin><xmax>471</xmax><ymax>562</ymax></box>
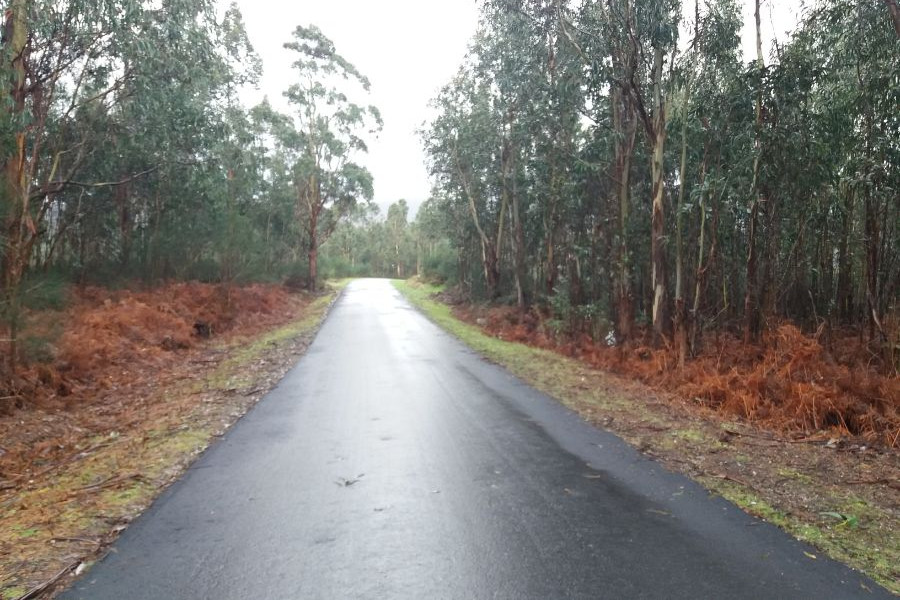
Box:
<box><xmin>282</xmin><ymin>25</ymin><xmax>381</xmax><ymax>290</ymax></box>
<box><xmin>1</xmin><ymin>0</ymin><xmax>254</xmax><ymax>367</ymax></box>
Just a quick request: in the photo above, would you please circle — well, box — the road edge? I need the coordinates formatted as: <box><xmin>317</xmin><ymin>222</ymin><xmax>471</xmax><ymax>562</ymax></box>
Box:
<box><xmin>392</xmin><ymin>278</ymin><xmax>899</xmax><ymax>596</ymax></box>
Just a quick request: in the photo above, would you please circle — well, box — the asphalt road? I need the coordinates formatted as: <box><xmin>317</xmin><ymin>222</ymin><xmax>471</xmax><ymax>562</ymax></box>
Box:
<box><xmin>61</xmin><ymin>279</ymin><xmax>892</xmax><ymax>599</ymax></box>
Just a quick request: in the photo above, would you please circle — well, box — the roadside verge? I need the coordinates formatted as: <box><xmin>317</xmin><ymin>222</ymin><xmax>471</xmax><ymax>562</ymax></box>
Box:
<box><xmin>0</xmin><ymin>281</ymin><xmax>348</xmax><ymax>600</ymax></box>
<box><xmin>393</xmin><ymin>279</ymin><xmax>899</xmax><ymax>595</ymax></box>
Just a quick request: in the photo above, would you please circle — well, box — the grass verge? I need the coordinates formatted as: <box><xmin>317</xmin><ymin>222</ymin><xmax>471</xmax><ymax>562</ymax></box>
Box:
<box><xmin>393</xmin><ymin>278</ymin><xmax>899</xmax><ymax>595</ymax></box>
<box><xmin>0</xmin><ymin>281</ymin><xmax>347</xmax><ymax>600</ymax></box>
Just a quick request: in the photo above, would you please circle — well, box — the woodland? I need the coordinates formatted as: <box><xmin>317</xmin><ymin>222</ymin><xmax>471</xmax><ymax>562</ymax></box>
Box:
<box><xmin>0</xmin><ymin>0</ymin><xmax>898</xmax><ymax>444</ymax></box>
<box><xmin>411</xmin><ymin>0</ymin><xmax>900</xmax><ymax>445</ymax></box>
<box><xmin>0</xmin><ymin>0</ymin><xmax>898</xmax><ymax>595</ymax></box>
<box><xmin>0</xmin><ymin>0</ymin><xmax>383</xmax><ymax>380</ymax></box>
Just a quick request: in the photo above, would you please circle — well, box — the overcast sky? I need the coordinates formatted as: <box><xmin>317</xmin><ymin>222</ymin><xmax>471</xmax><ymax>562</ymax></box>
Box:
<box><xmin>233</xmin><ymin>0</ymin><xmax>803</xmax><ymax>218</ymax></box>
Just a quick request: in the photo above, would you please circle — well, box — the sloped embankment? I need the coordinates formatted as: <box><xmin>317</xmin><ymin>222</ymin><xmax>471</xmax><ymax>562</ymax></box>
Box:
<box><xmin>394</xmin><ymin>279</ymin><xmax>899</xmax><ymax>594</ymax></box>
<box><xmin>0</xmin><ymin>281</ymin><xmax>344</xmax><ymax>600</ymax></box>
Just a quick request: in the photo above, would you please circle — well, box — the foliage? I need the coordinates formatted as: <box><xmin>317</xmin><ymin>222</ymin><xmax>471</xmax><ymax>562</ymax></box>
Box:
<box><xmin>0</xmin><ymin>5</ymin><xmax>380</xmax><ymax>368</ymax></box>
<box><xmin>418</xmin><ymin>0</ymin><xmax>899</xmax><ymax>375</ymax></box>
<box><xmin>276</xmin><ymin>25</ymin><xmax>382</xmax><ymax>290</ymax></box>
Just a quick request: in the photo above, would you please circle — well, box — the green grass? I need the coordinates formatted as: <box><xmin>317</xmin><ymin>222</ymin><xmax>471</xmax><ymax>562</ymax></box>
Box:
<box><xmin>392</xmin><ymin>278</ymin><xmax>900</xmax><ymax>595</ymax></box>
<box><xmin>393</xmin><ymin>279</ymin><xmax>617</xmax><ymax>412</ymax></box>
<box><xmin>703</xmin><ymin>478</ymin><xmax>897</xmax><ymax>588</ymax></box>
<box><xmin>0</xmin><ymin>281</ymin><xmax>346</xmax><ymax>600</ymax></box>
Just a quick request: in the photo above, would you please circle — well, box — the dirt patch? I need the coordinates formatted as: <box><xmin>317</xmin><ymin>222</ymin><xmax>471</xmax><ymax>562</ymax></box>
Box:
<box><xmin>0</xmin><ymin>282</ymin><xmax>343</xmax><ymax>600</ymax></box>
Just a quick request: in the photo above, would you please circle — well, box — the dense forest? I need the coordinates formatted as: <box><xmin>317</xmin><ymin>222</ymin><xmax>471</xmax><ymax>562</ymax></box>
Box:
<box><xmin>413</xmin><ymin>0</ymin><xmax>898</xmax><ymax>370</ymax></box>
<box><xmin>0</xmin><ymin>0</ymin><xmax>386</xmax><ymax>374</ymax></box>
<box><xmin>1</xmin><ymin>0</ymin><xmax>898</xmax><ymax>379</ymax></box>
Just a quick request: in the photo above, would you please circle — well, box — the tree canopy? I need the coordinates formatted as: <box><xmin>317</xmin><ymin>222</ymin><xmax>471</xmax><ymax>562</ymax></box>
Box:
<box><xmin>417</xmin><ymin>0</ymin><xmax>898</xmax><ymax>371</ymax></box>
<box><xmin>1</xmin><ymin>0</ymin><xmax>897</xmax><ymax>375</ymax></box>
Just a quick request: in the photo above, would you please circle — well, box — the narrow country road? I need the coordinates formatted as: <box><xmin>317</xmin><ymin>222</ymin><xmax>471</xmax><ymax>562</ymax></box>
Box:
<box><xmin>61</xmin><ymin>279</ymin><xmax>891</xmax><ymax>599</ymax></box>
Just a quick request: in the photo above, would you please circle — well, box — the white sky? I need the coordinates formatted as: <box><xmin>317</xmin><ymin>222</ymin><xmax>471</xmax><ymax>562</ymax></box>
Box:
<box><xmin>233</xmin><ymin>0</ymin><xmax>803</xmax><ymax>218</ymax></box>
<box><xmin>234</xmin><ymin>0</ymin><xmax>480</xmax><ymax>217</ymax></box>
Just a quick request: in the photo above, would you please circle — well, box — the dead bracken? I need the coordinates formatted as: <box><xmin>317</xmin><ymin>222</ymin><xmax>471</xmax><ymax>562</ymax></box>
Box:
<box><xmin>0</xmin><ymin>281</ymin><xmax>336</xmax><ymax>600</ymax></box>
<box><xmin>455</xmin><ymin>304</ymin><xmax>899</xmax><ymax>448</ymax></box>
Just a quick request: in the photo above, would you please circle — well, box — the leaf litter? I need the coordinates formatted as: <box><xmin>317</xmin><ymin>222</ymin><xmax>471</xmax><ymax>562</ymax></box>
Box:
<box><xmin>0</xmin><ymin>281</ymin><xmax>342</xmax><ymax>599</ymax></box>
<box><xmin>396</xmin><ymin>281</ymin><xmax>899</xmax><ymax>593</ymax></box>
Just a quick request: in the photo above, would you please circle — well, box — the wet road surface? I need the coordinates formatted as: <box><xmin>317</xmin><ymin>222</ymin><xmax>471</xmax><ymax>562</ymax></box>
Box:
<box><xmin>61</xmin><ymin>279</ymin><xmax>892</xmax><ymax>599</ymax></box>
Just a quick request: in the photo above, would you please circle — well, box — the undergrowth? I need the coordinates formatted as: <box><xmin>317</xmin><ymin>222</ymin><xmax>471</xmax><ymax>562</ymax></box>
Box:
<box><xmin>393</xmin><ymin>278</ymin><xmax>900</xmax><ymax>594</ymax></box>
<box><xmin>0</xmin><ymin>281</ymin><xmax>344</xmax><ymax>599</ymax></box>
<box><xmin>415</xmin><ymin>281</ymin><xmax>899</xmax><ymax>447</ymax></box>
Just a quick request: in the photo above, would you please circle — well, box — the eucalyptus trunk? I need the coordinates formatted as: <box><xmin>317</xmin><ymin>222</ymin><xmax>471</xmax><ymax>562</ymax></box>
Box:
<box><xmin>611</xmin><ymin>85</ymin><xmax>636</xmax><ymax>342</ymax></box>
<box><xmin>674</xmin><ymin>82</ymin><xmax>690</xmax><ymax>367</ymax></box>
<box><xmin>835</xmin><ymin>185</ymin><xmax>854</xmax><ymax>323</ymax></box>
<box><xmin>649</xmin><ymin>45</ymin><xmax>671</xmax><ymax>346</ymax></box>
<box><xmin>1</xmin><ymin>0</ymin><xmax>29</xmax><ymax>371</ymax></box>
<box><xmin>504</xmin><ymin>136</ymin><xmax>527</xmax><ymax>311</ymax></box>
<box><xmin>744</xmin><ymin>0</ymin><xmax>765</xmax><ymax>345</ymax></box>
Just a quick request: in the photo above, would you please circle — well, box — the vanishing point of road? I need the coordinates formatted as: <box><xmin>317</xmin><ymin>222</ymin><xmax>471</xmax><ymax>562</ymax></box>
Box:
<box><xmin>61</xmin><ymin>279</ymin><xmax>892</xmax><ymax>599</ymax></box>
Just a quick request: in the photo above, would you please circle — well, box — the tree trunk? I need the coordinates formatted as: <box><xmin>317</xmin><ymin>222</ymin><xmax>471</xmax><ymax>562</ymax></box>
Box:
<box><xmin>505</xmin><ymin>135</ymin><xmax>527</xmax><ymax>312</ymax></box>
<box><xmin>835</xmin><ymin>185</ymin><xmax>854</xmax><ymax>323</ymax></box>
<box><xmin>649</xmin><ymin>45</ymin><xmax>671</xmax><ymax>346</ymax></box>
<box><xmin>689</xmin><ymin>161</ymin><xmax>712</xmax><ymax>354</ymax></box>
<box><xmin>307</xmin><ymin>205</ymin><xmax>319</xmax><ymax>292</ymax></box>
<box><xmin>308</xmin><ymin>240</ymin><xmax>318</xmax><ymax>292</ymax></box>
<box><xmin>674</xmin><ymin>82</ymin><xmax>690</xmax><ymax>367</ymax></box>
<box><xmin>864</xmin><ymin>191</ymin><xmax>882</xmax><ymax>341</ymax></box>
<box><xmin>744</xmin><ymin>0</ymin><xmax>765</xmax><ymax>345</ymax></box>
<box><xmin>1</xmin><ymin>0</ymin><xmax>29</xmax><ymax>372</ymax></box>
<box><xmin>612</xmin><ymin>84</ymin><xmax>636</xmax><ymax>343</ymax></box>
<box><xmin>544</xmin><ymin>227</ymin><xmax>556</xmax><ymax>296</ymax></box>
<box><xmin>116</xmin><ymin>183</ymin><xmax>132</xmax><ymax>274</ymax></box>
<box><xmin>884</xmin><ymin>0</ymin><xmax>900</xmax><ymax>37</ymax></box>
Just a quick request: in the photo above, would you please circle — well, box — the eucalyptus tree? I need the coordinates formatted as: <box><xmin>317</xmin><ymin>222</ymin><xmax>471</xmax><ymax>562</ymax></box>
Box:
<box><xmin>628</xmin><ymin>0</ymin><xmax>681</xmax><ymax>345</ymax></box>
<box><xmin>0</xmin><ymin>0</ymin><xmax>256</xmax><ymax>368</ymax></box>
<box><xmin>497</xmin><ymin>1</ymin><xmax>584</xmax><ymax>299</ymax></box>
<box><xmin>740</xmin><ymin>0</ymin><xmax>766</xmax><ymax>343</ymax></box>
<box><xmin>562</xmin><ymin>0</ymin><xmax>639</xmax><ymax>339</ymax></box>
<box><xmin>1</xmin><ymin>0</ymin><xmax>142</xmax><ymax>367</ymax></box>
<box><xmin>764</xmin><ymin>0</ymin><xmax>899</xmax><ymax>346</ymax></box>
<box><xmin>385</xmin><ymin>200</ymin><xmax>413</xmax><ymax>278</ymax></box>
<box><xmin>661</xmin><ymin>0</ymin><xmax>746</xmax><ymax>363</ymax></box>
<box><xmin>281</xmin><ymin>25</ymin><xmax>382</xmax><ymax>291</ymax></box>
<box><xmin>475</xmin><ymin>2</ymin><xmax>545</xmax><ymax>308</ymax></box>
<box><xmin>561</xmin><ymin>0</ymin><xmax>682</xmax><ymax>344</ymax></box>
<box><xmin>425</xmin><ymin>1</ymin><xmax>587</xmax><ymax>305</ymax></box>
<box><xmin>678</xmin><ymin>0</ymin><xmax>745</xmax><ymax>354</ymax></box>
<box><xmin>421</xmin><ymin>0</ymin><xmax>898</xmax><ymax>368</ymax></box>
<box><xmin>424</xmin><ymin>67</ymin><xmax>507</xmax><ymax>299</ymax></box>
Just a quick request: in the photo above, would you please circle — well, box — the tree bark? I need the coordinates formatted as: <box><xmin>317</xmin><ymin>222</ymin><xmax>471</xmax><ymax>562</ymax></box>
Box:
<box><xmin>884</xmin><ymin>0</ymin><xmax>900</xmax><ymax>37</ymax></box>
<box><xmin>744</xmin><ymin>0</ymin><xmax>765</xmax><ymax>345</ymax></box>
<box><xmin>835</xmin><ymin>185</ymin><xmax>854</xmax><ymax>323</ymax></box>
<box><xmin>674</xmin><ymin>82</ymin><xmax>690</xmax><ymax>367</ymax></box>
<box><xmin>1</xmin><ymin>0</ymin><xmax>29</xmax><ymax>372</ymax></box>
<box><xmin>308</xmin><ymin>242</ymin><xmax>318</xmax><ymax>292</ymax></box>
<box><xmin>649</xmin><ymin>45</ymin><xmax>671</xmax><ymax>346</ymax></box>
<box><xmin>504</xmin><ymin>133</ymin><xmax>527</xmax><ymax>312</ymax></box>
<box><xmin>612</xmin><ymin>84</ymin><xmax>637</xmax><ymax>343</ymax></box>
<box><xmin>304</xmin><ymin>174</ymin><xmax>321</xmax><ymax>292</ymax></box>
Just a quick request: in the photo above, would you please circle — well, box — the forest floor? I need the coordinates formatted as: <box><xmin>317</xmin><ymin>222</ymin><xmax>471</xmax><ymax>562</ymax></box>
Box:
<box><xmin>394</xmin><ymin>279</ymin><xmax>900</xmax><ymax>595</ymax></box>
<box><xmin>0</xmin><ymin>280</ymin><xmax>347</xmax><ymax>600</ymax></box>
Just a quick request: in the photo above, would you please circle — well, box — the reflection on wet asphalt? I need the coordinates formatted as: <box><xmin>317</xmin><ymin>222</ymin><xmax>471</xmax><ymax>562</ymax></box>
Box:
<box><xmin>61</xmin><ymin>279</ymin><xmax>893</xmax><ymax>599</ymax></box>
